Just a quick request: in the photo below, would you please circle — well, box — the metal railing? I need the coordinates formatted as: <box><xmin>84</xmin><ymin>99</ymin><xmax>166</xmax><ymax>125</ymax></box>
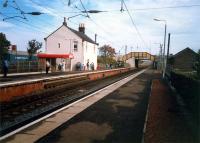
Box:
<box><xmin>0</xmin><ymin>60</ymin><xmax>44</xmax><ymax>73</ymax></box>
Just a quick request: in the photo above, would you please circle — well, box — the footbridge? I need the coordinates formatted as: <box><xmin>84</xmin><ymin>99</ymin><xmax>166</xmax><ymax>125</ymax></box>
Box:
<box><xmin>122</xmin><ymin>52</ymin><xmax>155</xmax><ymax>61</ymax></box>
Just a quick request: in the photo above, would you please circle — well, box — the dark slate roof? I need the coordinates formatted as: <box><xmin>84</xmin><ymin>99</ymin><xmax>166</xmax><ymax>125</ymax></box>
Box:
<box><xmin>45</xmin><ymin>24</ymin><xmax>97</xmax><ymax>45</ymax></box>
<box><xmin>174</xmin><ymin>47</ymin><xmax>197</xmax><ymax>57</ymax></box>
<box><xmin>68</xmin><ymin>27</ymin><xmax>97</xmax><ymax>45</ymax></box>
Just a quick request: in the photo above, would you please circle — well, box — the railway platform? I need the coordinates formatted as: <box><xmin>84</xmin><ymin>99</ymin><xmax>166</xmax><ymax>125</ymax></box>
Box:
<box><xmin>1</xmin><ymin>68</ymin><xmax>154</xmax><ymax>143</ymax></box>
<box><xmin>1</xmin><ymin>68</ymin><xmax>197</xmax><ymax>143</ymax></box>
<box><xmin>0</xmin><ymin>70</ymin><xmax>88</xmax><ymax>85</ymax></box>
<box><xmin>0</xmin><ymin>68</ymin><xmax>131</xmax><ymax>102</ymax></box>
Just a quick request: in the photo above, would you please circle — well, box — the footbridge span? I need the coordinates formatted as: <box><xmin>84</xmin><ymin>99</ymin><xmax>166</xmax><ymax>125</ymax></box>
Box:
<box><xmin>122</xmin><ymin>52</ymin><xmax>155</xmax><ymax>61</ymax></box>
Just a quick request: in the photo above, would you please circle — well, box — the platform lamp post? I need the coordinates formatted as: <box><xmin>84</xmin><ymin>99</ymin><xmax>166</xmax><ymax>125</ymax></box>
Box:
<box><xmin>154</xmin><ymin>18</ymin><xmax>167</xmax><ymax>78</ymax></box>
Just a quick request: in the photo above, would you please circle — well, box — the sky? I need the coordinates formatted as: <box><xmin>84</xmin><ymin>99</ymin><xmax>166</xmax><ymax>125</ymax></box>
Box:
<box><xmin>0</xmin><ymin>0</ymin><xmax>200</xmax><ymax>56</ymax></box>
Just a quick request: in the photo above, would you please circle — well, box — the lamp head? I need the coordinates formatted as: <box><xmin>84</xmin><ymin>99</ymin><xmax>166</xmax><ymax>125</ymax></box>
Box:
<box><xmin>153</xmin><ymin>18</ymin><xmax>161</xmax><ymax>21</ymax></box>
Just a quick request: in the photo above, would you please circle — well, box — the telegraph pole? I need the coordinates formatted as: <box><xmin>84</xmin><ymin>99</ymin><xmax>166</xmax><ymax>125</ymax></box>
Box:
<box><xmin>166</xmin><ymin>33</ymin><xmax>171</xmax><ymax>65</ymax></box>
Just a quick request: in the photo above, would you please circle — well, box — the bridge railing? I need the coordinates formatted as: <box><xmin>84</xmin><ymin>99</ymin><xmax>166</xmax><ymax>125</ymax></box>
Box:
<box><xmin>122</xmin><ymin>52</ymin><xmax>155</xmax><ymax>61</ymax></box>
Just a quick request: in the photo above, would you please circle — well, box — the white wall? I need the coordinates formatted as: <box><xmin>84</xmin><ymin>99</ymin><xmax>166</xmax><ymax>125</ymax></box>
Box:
<box><xmin>83</xmin><ymin>41</ymin><xmax>97</xmax><ymax>70</ymax></box>
<box><xmin>45</xmin><ymin>25</ymin><xmax>97</xmax><ymax>71</ymax></box>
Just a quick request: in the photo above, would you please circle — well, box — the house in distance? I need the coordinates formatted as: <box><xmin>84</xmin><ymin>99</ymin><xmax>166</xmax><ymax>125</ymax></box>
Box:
<box><xmin>170</xmin><ymin>47</ymin><xmax>197</xmax><ymax>71</ymax></box>
<box><xmin>38</xmin><ymin>17</ymin><xmax>98</xmax><ymax>71</ymax></box>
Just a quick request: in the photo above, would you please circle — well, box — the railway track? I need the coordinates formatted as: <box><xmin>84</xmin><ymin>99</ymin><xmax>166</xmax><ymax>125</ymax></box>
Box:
<box><xmin>0</xmin><ymin>68</ymin><xmax>143</xmax><ymax>138</ymax></box>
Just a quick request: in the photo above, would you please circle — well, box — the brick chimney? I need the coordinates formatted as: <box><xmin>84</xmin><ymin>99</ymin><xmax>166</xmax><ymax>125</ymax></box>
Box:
<box><xmin>63</xmin><ymin>17</ymin><xmax>67</xmax><ymax>26</ymax></box>
<box><xmin>79</xmin><ymin>23</ymin><xmax>85</xmax><ymax>34</ymax></box>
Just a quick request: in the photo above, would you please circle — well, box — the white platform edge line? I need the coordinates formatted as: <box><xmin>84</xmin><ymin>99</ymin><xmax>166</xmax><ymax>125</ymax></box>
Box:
<box><xmin>0</xmin><ymin>68</ymin><xmax>147</xmax><ymax>141</ymax></box>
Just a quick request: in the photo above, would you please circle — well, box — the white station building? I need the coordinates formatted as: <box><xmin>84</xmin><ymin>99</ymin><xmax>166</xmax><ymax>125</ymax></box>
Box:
<box><xmin>38</xmin><ymin>18</ymin><xmax>98</xmax><ymax>71</ymax></box>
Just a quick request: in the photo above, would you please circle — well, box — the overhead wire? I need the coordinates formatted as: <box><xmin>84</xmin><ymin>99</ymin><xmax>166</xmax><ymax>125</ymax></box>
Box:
<box><xmin>5</xmin><ymin>1</ymin><xmax>197</xmax><ymax>50</ymax></box>
<box><xmin>0</xmin><ymin>13</ymin><xmax>82</xmax><ymax>43</ymax></box>
<box><xmin>1</xmin><ymin>0</ymin><xmax>123</xmax><ymax>49</ymax></box>
<box><xmin>72</xmin><ymin>0</ymin><xmax>124</xmax><ymax>48</ymax></box>
<box><xmin>72</xmin><ymin>2</ymin><xmax>121</xmax><ymax>45</ymax></box>
<box><xmin>121</xmin><ymin>0</ymin><xmax>147</xmax><ymax>47</ymax></box>
<box><xmin>27</xmin><ymin>4</ymin><xmax>200</xmax><ymax>14</ymax></box>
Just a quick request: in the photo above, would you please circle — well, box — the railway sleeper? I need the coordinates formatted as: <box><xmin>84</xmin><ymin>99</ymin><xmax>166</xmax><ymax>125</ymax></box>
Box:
<box><xmin>1</xmin><ymin>79</ymin><xmax>91</xmax><ymax>111</ymax></box>
<box><xmin>44</xmin><ymin>75</ymin><xmax>88</xmax><ymax>89</ymax></box>
<box><xmin>1</xmin><ymin>69</ymin><xmax>136</xmax><ymax>111</ymax></box>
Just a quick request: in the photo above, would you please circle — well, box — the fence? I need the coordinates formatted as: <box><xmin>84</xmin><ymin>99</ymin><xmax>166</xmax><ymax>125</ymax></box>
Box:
<box><xmin>0</xmin><ymin>60</ymin><xmax>45</xmax><ymax>73</ymax></box>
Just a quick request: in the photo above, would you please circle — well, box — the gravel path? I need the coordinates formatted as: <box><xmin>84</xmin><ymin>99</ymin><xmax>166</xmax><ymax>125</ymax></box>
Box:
<box><xmin>144</xmin><ymin>79</ymin><xmax>198</xmax><ymax>143</ymax></box>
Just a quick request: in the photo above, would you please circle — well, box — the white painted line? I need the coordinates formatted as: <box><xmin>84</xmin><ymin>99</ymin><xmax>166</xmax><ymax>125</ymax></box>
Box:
<box><xmin>0</xmin><ymin>68</ymin><xmax>146</xmax><ymax>141</ymax></box>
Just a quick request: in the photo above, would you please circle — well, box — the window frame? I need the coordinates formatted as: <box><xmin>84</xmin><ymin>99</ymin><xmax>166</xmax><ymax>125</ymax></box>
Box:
<box><xmin>73</xmin><ymin>41</ymin><xmax>78</xmax><ymax>52</ymax></box>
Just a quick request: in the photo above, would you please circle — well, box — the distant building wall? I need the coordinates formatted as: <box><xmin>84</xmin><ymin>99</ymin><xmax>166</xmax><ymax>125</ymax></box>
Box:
<box><xmin>173</xmin><ymin>48</ymin><xmax>197</xmax><ymax>71</ymax></box>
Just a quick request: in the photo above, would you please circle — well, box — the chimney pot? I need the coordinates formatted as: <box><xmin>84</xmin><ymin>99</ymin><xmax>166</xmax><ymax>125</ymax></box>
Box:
<box><xmin>63</xmin><ymin>17</ymin><xmax>67</xmax><ymax>26</ymax></box>
<box><xmin>95</xmin><ymin>34</ymin><xmax>97</xmax><ymax>43</ymax></box>
<box><xmin>79</xmin><ymin>23</ymin><xmax>85</xmax><ymax>34</ymax></box>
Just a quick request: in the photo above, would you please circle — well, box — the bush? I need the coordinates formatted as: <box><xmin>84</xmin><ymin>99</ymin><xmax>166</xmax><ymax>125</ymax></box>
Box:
<box><xmin>170</xmin><ymin>71</ymin><xmax>200</xmax><ymax>119</ymax></box>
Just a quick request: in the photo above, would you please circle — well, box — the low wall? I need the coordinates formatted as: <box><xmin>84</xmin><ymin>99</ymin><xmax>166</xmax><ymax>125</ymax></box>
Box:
<box><xmin>0</xmin><ymin>82</ymin><xmax>44</xmax><ymax>102</ymax></box>
<box><xmin>0</xmin><ymin>68</ymin><xmax>132</xmax><ymax>103</ymax></box>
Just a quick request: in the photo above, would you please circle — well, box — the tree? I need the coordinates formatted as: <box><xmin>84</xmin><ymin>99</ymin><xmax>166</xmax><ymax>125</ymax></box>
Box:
<box><xmin>194</xmin><ymin>49</ymin><xmax>200</xmax><ymax>79</ymax></box>
<box><xmin>27</xmin><ymin>39</ymin><xmax>42</xmax><ymax>60</ymax></box>
<box><xmin>0</xmin><ymin>33</ymin><xmax>10</xmax><ymax>60</ymax></box>
<box><xmin>99</xmin><ymin>45</ymin><xmax>116</xmax><ymax>65</ymax></box>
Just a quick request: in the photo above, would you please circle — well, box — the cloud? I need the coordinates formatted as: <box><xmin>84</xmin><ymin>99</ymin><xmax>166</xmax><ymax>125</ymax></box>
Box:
<box><xmin>0</xmin><ymin>21</ymin><xmax>15</xmax><ymax>28</ymax></box>
<box><xmin>1</xmin><ymin>0</ymin><xmax>200</xmax><ymax>55</ymax></box>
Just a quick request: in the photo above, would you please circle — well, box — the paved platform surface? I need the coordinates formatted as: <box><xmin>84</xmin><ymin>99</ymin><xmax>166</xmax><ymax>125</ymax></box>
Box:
<box><xmin>36</xmin><ymin>69</ymin><xmax>159</xmax><ymax>143</ymax></box>
<box><xmin>1</xmin><ymin>69</ymin><xmax>147</xmax><ymax>143</ymax></box>
<box><xmin>144</xmin><ymin>79</ymin><xmax>199</xmax><ymax>143</ymax></box>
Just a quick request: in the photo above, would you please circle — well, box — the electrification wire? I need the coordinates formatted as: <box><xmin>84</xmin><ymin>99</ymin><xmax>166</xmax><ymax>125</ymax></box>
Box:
<box><xmin>25</xmin><ymin>4</ymin><xmax>200</xmax><ymax>14</ymax></box>
<box><xmin>0</xmin><ymin>13</ymin><xmax>82</xmax><ymax>43</ymax></box>
<box><xmin>68</xmin><ymin>1</ymin><xmax>124</xmax><ymax>48</ymax></box>
<box><xmin>79</xmin><ymin>0</ymin><xmax>89</xmax><ymax>17</ymax></box>
<box><xmin>1</xmin><ymin>0</ymin><xmax>132</xmax><ymax>49</ymax></box>
<box><xmin>1</xmin><ymin>3</ymin><xmax>121</xmax><ymax>49</ymax></box>
<box><xmin>120</xmin><ymin>4</ymin><xmax>200</xmax><ymax>11</ymax></box>
<box><xmin>72</xmin><ymin>1</ymin><xmax>118</xmax><ymax>43</ymax></box>
<box><xmin>74</xmin><ymin>0</ymin><xmax>125</xmax><ymax>48</ymax></box>
<box><xmin>29</xmin><ymin>0</ymin><xmax>65</xmax><ymax>18</ymax></box>
<box><xmin>121</xmin><ymin>0</ymin><xmax>147</xmax><ymax>47</ymax></box>
<box><xmin>87</xmin><ymin>4</ymin><xmax>200</xmax><ymax>13</ymax></box>
<box><xmin>3</xmin><ymin>4</ymin><xmax>199</xmax><ymax>15</ymax></box>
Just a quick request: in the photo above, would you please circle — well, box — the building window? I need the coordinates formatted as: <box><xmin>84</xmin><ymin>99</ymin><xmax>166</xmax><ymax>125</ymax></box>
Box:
<box><xmin>58</xmin><ymin>43</ymin><xmax>61</xmax><ymax>48</ymax></box>
<box><xmin>74</xmin><ymin>41</ymin><xmax>78</xmax><ymax>52</ymax></box>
